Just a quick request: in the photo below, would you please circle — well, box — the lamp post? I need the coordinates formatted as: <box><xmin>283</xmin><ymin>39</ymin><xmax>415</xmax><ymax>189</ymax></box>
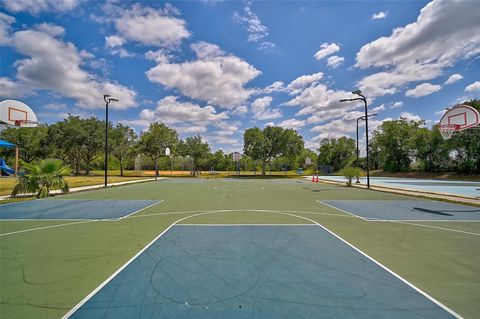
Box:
<box><xmin>340</xmin><ymin>90</ymin><xmax>371</xmax><ymax>188</ymax></box>
<box><xmin>356</xmin><ymin>113</ymin><xmax>377</xmax><ymax>183</ymax></box>
<box><xmin>103</xmin><ymin>94</ymin><xmax>119</xmax><ymax>188</ymax></box>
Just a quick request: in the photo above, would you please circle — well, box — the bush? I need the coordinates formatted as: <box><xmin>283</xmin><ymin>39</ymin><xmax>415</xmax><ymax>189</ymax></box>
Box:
<box><xmin>341</xmin><ymin>166</ymin><xmax>362</xmax><ymax>187</ymax></box>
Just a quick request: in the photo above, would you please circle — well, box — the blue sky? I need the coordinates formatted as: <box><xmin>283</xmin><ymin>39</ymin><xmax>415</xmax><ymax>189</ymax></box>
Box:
<box><xmin>1</xmin><ymin>0</ymin><xmax>479</xmax><ymax>152</ymax></box>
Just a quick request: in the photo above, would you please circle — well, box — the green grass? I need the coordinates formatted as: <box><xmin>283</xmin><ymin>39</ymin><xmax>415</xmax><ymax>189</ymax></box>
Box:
<box><xmin>0</xmin><ymin>174</ymin><xmax>150</xmax><ymax>196</ymax></box>
<box><xmin>0</xmin><ymin>178</ymin><xmax>479</xmax><ymax>318</ymax></box>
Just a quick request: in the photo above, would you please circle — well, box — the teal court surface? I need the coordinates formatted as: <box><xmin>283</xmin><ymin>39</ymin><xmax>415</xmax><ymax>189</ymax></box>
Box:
<box><xmin>318</xmin><ymin>176</ymin><xmax>480</xmax><ymax>198</ymax></box>
<box><xmin>320</xmin><ymin>200</ymin><xmax>480</xmax><ymax>221</ymax></box>
<box><xmin>0</xmin><ymin>199</ymin><xmax>161</xmax><ymax>220</ymax></box>
<box><xmin>1</xmin><ymin>178</ymin><xmax>478</xmax><ymax>319</ymax></box>
<box><xmin>66</xmin><ymin>225</ymin><xmax>454</xmax><ymax>319</ymax></box>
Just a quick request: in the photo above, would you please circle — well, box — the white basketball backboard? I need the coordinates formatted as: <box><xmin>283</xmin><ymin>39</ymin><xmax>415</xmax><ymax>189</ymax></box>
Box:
<box><xmin>439</xmin><ymin>105</ymin><xmax>479</xmax><ymax>130</ymax></box>
<box><xmin>0</xmin><ymin>100</ymin><xmax>38</xmax><ymax>127</ymax></box>
<box><xmin>232</xmin><ymin>152</ymin><xmax>242</xmax><ymax>162</ymax></box>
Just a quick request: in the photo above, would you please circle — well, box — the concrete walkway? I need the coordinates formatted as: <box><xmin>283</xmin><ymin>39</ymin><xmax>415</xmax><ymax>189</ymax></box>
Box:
<box><xmin>0</xmin><ymin>178</ymin><xmax>158</xmax><ymax>201</ymax></box>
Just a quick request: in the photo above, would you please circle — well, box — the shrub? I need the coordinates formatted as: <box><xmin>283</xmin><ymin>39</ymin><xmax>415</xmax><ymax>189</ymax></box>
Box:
<box><xmin>341</xmin><ymin>166</ymin><xmax>362</xmax><ymax>187</ymax></box>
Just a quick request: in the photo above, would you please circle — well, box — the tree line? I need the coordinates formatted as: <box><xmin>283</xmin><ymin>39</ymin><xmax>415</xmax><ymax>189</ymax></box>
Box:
<box><xmin>1</xmin><ymin>99</ymin><xmax>478</xmax><ymax>176</ymax></box>
<box><xmin>317</xmin><ymin>99</ymin><xmax>480</xmax><ymax>174</ymax></box>
<box><xmin>0</xmin><ymin>115</ymin><xmax>311</xmax><ymax>176</ymax></box>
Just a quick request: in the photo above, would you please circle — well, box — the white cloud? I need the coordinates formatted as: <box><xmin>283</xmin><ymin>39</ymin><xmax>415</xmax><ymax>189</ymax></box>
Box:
<box><xmin>34</xmin><ymin>23</ymin><xmax>65</xmax><ymax>37</ymax></box>
<box><xmin>145</xmin><ymin>49</ymin><xmax>170</xmax><ymax>63</ymax></box>
<box><xmin>405</xmin><ymin>83</ymin><xmax>441</xmax><ymax>97</ymax></box>
<box><xmin>400</xmin><ymin>112</ymin><xmax>423</xmax><ymax>122</ymax></box>
<box><xmin>371</xmin><ymin>104</ymin><xmax>386</xmax><ymax>113</ymax></box>
<box><xmin>233</xmin><ymin>3</ymin><xmax>276</xmax><ymax>51</ymax></box>
<box><xmin>105</xmin><ymin>35</ymin><xmax>124</xmax><ymax>48</ymax></box>
<box><xmin>133</xmin><ymin>96</ymin><xmax>229</xmax><ymax>134</ymax></box>
<box><xmin>444</xmin><ymin>73</ymin><xmax>463</xmax><ymax>85</ymax></box>
<box><xmin>389</xmin><ymin>101</ymin><xmax>403</xmax><ymax>109</ymax></box>
<box><xmin>44</xmin><ymin>103</ymin><xmax>67</xmax><ymax>110</ymax></box>
<box><xmin>465</xmin><ymin>81</ymin><xmax>480</xmax><ymax>92</ymax></box>
<box><xmin>277</xmin><ymin>118</ymin><xmax>306</xmax><ymax>130</ymax></box>
<box><xmin>326</xmin><ymin>55</ymin><xmax>344</xmax><ymax>68</ymax></box>
<box><xmin>261</xmin><ymin>81</ymin><xmax>286</xmax><ymax>94</ymax></box>
<box><xmin>0</xmin><ymin>12</ymin><xmax>15</xmax><ymax>45</ymax></box>
<box><xmin>0</xmin><ymin>77</ymin><xmax>31</xmax><ymax>99</ymax></box>
<box><xmin>251</xmin><ymin>96</ymin><xmax>282</xmax><ymax>120</ymax></box>
<box><xmin>233</xmin><ymin>4</ymin><xmax>268</xmax><ymax>43</ymax></box>
<box><xmin>287</xmin><ymin>72</ymin><xmax>323</xmax><ymax>94</ymax></box>
<box><xmin>146</xmin><ymin>42</ymin><xmax>261</xmax><ymax>108</ymax></box>
<box><xmin>4</xmin><ymin>26</ymin><xmax>136</xmax><ymax>109</ymax></box>
<box><xmin>0</xmin><ymin>0</ymin><xmax>82</xmax><ymax>14</ymax></box>
<box><xmin>310</xmin><ymin>111</ymin><xmax>388</xmax><ymax>141</ymax></box>
<box><xmin>114</xmin><ymin>4</ymin><xmax>190</xmax><ymax>48</ymax></box>
<box><xmin>371</xmin><ymin>11</ymin><xmax>388</xmax><ymax>20</ymax></box>
<box><xmin>314</xmin><ymin>43</ymin><xmax>339</xmax><ymax>60</ymax></box>
<box><xmin>356</xmin><ymin>0</ymin><xmax>480</xmax><ymax>98</ymax></box>
<box><xmin>286</xmin><ymin>83</ymin><xmax>355</xmax><ymax>123</ymax></box>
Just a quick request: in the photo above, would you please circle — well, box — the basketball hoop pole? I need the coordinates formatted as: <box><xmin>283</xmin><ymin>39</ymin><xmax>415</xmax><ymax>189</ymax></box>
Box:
<box><xmin>103</xmin><ymin>95</ymin><xmax>118</xmax><ymax>188</ymax></box>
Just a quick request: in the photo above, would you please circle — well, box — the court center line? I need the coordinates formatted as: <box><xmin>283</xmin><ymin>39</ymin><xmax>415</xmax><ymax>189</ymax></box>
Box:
<box><xmin>0</xmin><ymin>220</ymin><xmax>97</xmax><ymax>237</ymax></box>
<box><xmin>387</xmin><ymin>220</ymin><xmax>480</xmax><ymax>236</ymax></box>
<box><xmin>63</xmin><ymin>209</ymin><xmax>462</xmax><ymax>319</ymax></box>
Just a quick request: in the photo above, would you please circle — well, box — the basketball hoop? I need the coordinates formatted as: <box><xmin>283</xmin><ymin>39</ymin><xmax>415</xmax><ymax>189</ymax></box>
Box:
<box><xmin>14</xmin><ymin>119</ymin><xmax>38</xmax><ymax>127</ymax></box>
<box><xmin>439</xmin><ymin>124</ymin><xmax>460</xmax><ymax>140</ymax></box>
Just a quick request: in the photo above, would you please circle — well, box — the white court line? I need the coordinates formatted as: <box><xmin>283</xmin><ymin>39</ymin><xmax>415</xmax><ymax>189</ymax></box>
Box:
<box><xmin>369</xmin><ymin>219</ymin><xmax>480</xmax><ymax>223</ymax></box>
<box><xmin>387</xmin><ymin>220</ymin><xmax>480</xmax><ymax>237</ymax></box>
<box><xmin>0</xmin><ymin>200</ymin><xmax>164</xmax><ymax>236</ymax></box>
<box><xmin>178</xmin><ymin>223</ymin><xmax>314</xmax><ymax>226</ymax></box>
<box><xmin>317</xmin><ymin>200</ymin><xmax>480</xmax><ymax>236</ymax></box>
<box><xmin>0</xmin><ymin>220</ymin><xmax>97</xmax><ymax>237</ymax></box>
<box><xmin>63</xmin><ymin>209</ymin><xmax>462</xmax><ymax>319</ymax></box>
<box><xmin>316</xmin><ymin>200</ymin><xmax>368</xmax><ymax>221</ymax></box>
<box><xmin>115</xmin><ymin>200</ymin><xmax>164</xmax><ymax>221</ymax></box>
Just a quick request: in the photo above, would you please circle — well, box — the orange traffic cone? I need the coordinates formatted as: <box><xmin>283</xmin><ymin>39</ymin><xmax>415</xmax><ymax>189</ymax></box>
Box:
<box><xmin>312</xmin><ymin>175</ymin><xmax>315</xmax><ymax>182</ymax></box>
<box><xmin>315</xmin><ymin>176</ymin><xmax>319</xmax><ymax>183</ymax></box>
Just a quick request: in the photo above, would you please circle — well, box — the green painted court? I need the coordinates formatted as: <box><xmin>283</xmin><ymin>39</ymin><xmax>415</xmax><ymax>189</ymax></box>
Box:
<box><xmin>1</xmin><ymin>178</ymin><xmax>479</xmax><ymax>318</ymax></box>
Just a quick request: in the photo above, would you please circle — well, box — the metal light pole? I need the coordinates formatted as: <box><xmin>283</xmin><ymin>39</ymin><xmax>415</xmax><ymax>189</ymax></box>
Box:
<box><xmin>340</xmin><ymin>90</ymin><xmax>371</xmax><ymax>188</ymax></box>
<box><xmin>355</xmin><ymin>113</ymin><xmax>377</xmax><ymax>183</ymax></box>
<box><xmin>103</xmin><ymin>94</ymin><xmax>119</xmax><ymax>188</ymax></box>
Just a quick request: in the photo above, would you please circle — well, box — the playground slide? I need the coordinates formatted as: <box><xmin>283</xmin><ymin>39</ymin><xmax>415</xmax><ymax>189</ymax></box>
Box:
<box><xmin>0</xmin><ymin>158</ymin><xmax>17</xmax><ymax>175</ymax></box>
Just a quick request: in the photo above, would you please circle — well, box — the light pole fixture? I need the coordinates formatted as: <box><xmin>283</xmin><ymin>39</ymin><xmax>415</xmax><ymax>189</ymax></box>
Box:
<box><xmin>355</xmin><ymin>113</ymin><xmax>377</xmax><ymax>183</ymax></box>
<box><xmin>103</xmin><ymin>94</ymin><xmax>119</xmax><ymax>188</ymax></box>
<box><xmin>340</xmin><ymin>90</ymin><xmax>371</xmax><ymax>188</ymax></box>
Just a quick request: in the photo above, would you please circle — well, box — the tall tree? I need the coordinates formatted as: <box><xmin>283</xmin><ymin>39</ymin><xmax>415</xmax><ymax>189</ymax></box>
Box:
<box><xmin>138</xmin><ymin>122</ymin><xmax>178</xmax><ymax>179</ymax></box>
<box><xmin>46</xmin><ymin>115</ymin><xmax>84</xmax><ymax>175</ymax></box>
<box><xmin>0</xmin><ymin>125</ymin><xmax>48</xmax><ymax>163</ymax></box>
<box><xmin>110</xmin><ymin>123</ymin><xmax>137</xmax><ymax>176</ymax></box>
<box><xmin>371</xmin><ymin>118</ymin><xmax>423</xmax><ymax>172</ymax></box>
<box><xmin>448</xmin><ymin>99</ymin><xmax>480</xmax><ymax>173</ymax></box>
<box><xmin>317</xmin><ymin>137</ymin><xmax>355</xmax><ymax>172</ymax></box>
<box><xmin>80</xmin><ymin>118</ymin><xmax>106</xmax><ymax>175</ymax></box>
<box><xmin>180</xmin><ymin>135</ymin><xmax>210</xmax><ymax>176</ymax></box>
<box><xmin>243</xmin><ymin>126</ymin><xmax>304</xmax><ymax>176</ymax></box>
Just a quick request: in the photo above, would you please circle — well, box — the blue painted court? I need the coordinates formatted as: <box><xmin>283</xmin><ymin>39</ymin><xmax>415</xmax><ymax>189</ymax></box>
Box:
<box><xmin>318</xmin><ymin>176</ymin><xmax>480</xmax><ymax>198</ymax></box>
<box><xmin>0</xmin><ymin>199</ymin><xmax>160</xmax><ymax>220</ymax></box>
<box><xmin>67</xmin><ymin>225</ymin><xmax>454</xmax><ymax>319</ymax></box>
<box><xmin>321</xmin><ymin>200</ymin><xmax>480</xmax><ymax>221</ymax></box>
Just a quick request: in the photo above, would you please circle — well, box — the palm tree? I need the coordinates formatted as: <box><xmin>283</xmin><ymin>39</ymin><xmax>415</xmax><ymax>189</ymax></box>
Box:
<box><xmin>12</xmin><ymin>159</ymin><xmax>72</xmax><ymax>198</ymax></box>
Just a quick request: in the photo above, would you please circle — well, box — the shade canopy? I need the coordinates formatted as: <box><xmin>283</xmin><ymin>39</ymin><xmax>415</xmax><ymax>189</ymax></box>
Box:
<box><xmin>0</xmin><ymin>139</ymin><xmax>16</xmax><ymax>148</ymax></box>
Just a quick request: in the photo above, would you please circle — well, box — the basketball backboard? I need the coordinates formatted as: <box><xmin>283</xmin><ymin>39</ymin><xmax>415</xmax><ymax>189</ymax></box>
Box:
<box><xmin>0</xmin><ymin>100</ymin><xmax>38</xmax><ymax>127</ymax></box>
<box><xmin>232</xmin><ymin>152</ymin><xmax>242</xmax><ymax>162</ymax></box>
<box><xmin>439</xmin><ymin>104</ymin><xmax>479</xmax><ymax>139</ymax></box>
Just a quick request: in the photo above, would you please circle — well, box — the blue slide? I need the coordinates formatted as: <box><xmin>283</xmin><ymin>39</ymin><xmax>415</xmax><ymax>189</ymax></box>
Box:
<box><xmin>0</xmin><ymin>158</ymin><xmax>17</xmax><ymax>175</ymax></box>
